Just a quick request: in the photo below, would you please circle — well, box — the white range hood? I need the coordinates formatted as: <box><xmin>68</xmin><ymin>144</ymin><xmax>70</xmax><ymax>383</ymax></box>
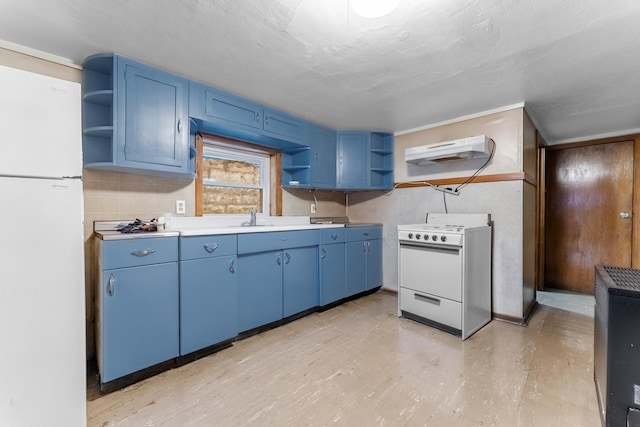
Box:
<box><xmin>405</xmin><ymin>135</ymin><xmax>491</xmax><ymax>165</ymax></box>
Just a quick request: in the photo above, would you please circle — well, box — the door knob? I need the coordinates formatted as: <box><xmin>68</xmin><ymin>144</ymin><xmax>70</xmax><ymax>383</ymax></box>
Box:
<box><xmin>620</xmin><ymin>212</ymin><xmax>631</xmax><ymax>219</ymax></box>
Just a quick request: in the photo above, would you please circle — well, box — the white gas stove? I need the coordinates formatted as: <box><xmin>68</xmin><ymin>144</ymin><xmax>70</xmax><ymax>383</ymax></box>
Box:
<box><xmin>397</xmin><ymin>213</ymin><xmax>492</xmax><ymax>339</ymax></box>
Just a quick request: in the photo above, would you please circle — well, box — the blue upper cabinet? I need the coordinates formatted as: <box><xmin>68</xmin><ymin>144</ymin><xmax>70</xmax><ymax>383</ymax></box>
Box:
<box><xmin>82</xmin><ymin>53</ymin><xmax>393</xmax><ymax>186</ymax></box>
<box><xmin>189</xmin><ymin>82</ymin><xmax>303</xmax><ymax>147</ymax></box>
<box><xmin>369</xmin><ymin>132</ymin><xmax>394</xmax><ymax>189</ymax></box>
<box><xmin>309</xmin><ymin>124</ymin><xmax>337</xmax><ymax>188</ymax></box>
<box><xmin>262</xmin><ymin>108</ymin><xmax>304</xmax><ymax>143</ymax></box>
<box><xmin>337</xmin><ymin>131</ymin><xmax>369</xmax><ymax>188</ymax></box>
<box><xmin>195</xmin><ymin>84</ymin><xmax>262</xmax><ymax>130</ymax></box>
<box><xmin>337</xmin><ymin>131</ymin><xmax>394</xmax><ymax>190</ymax></box>
<box><xmin>82</xmin><ymin>54</ymin><xmax>194</xmax><ymax>178</ymax></box>
<box><xmin>281</xmin><ymin>123</ymin><xmax>337</xmax><ymax>188</ymax></box>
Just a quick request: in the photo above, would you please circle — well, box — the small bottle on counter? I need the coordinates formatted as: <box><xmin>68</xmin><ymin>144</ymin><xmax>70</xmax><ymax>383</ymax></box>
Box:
<box><xmin>163</xmin><ymin>213</ymin><xmax>172</xmax><ymax>230</ymax></box>
<box><xmin>156</xmin><ymin>217</ymin><xmax>166</xmax><ymax>232</ymax></box>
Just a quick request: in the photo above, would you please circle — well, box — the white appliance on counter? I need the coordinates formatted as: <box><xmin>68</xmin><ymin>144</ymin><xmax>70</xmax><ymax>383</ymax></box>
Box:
<box><xmin>398</xmin><ymin>213</ymin><xmax>492</xmax><ymax>340</ymax></box>
<box><xmin>0</xmin><ymin>66</ymin><xmax>86</xmax><ymax>426</ymax></box>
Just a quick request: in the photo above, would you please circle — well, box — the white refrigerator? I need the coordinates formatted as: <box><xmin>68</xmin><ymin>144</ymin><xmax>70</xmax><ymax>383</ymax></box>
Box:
<box><xmin>0</xmin><ymin>66</ymin><xmax>86</xmax><ymax>426</ymax></box>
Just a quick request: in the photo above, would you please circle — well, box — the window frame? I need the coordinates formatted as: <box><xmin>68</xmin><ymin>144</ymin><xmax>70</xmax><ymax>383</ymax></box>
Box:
<box><xmin>195</xmin><ymin>133</ymin><xmax>282</xmax><ymax>216</ymax></box>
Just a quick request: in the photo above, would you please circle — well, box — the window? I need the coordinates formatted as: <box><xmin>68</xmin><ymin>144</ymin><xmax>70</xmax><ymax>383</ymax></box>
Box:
<box><xmin>198</xmin><ymin>135</ymin><xmax>272</xmax><ymax>215</ymax></box>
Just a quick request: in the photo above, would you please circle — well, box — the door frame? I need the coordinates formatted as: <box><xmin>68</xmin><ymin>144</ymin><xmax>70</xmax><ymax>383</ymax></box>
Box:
<box><xmin>536</xmin><ymin>134</ymin><xmax>640</xmax><ymax>290</ymax></box>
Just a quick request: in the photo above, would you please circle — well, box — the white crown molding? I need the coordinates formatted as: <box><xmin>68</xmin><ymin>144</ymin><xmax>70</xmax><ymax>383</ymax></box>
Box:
<box><xmin>0</xmin><ymin>39</ymin><xmax>81</xmax><ymax>70</ymax></box>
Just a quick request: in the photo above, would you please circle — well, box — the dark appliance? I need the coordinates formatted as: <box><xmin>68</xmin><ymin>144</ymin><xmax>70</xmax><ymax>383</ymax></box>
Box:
<box><xmin>594</xmin><ymin>265</ymin><xmax>640</xmax><ymax>426</ymax></box>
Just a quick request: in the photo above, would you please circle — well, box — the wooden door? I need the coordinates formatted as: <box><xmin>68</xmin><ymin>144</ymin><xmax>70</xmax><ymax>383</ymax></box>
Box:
<box><xmin>545</xmin><ymin>141</ymin><xmax>634</xmax><ymax>293</ymax></box>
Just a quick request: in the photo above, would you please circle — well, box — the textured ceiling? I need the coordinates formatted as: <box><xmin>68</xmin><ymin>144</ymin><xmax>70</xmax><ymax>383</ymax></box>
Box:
<box><xmin>1</xmin><ymin>0</ymin><xmax>639</xmax><ymax>144</ymax></box>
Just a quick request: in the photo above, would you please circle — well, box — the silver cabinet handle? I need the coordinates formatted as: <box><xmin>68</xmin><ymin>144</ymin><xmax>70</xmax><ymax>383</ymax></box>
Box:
<box><xmin>228</xmin><ymin>259</ymin><xmax>235</xmax><ymax>274</ymax></box>
<box><xmin>204</xmin><ymin>243</ymin><xmax>219</xmax><ymax>253</ymax></box>
<box><xmin>131</xmin><ymin>249</ymin><xmax>156</xmax><ymax>257</ymax></box>
<box><xmin>256</xmin><ymin>112</ymin><xmax>260</xmax><ymax>123</ymax></box>
<box><xmin>276</xmin><ymin>252</ymin><xmax>281</xmax><ymax>266</ymax></box>
<box><xmin>362</xmin><ymin>242</ymin><xmax>367</xmax><ymax>252</ymax></box>
<box><xmin>177</xmin><ymin>119</ymin><xmax>182</xmax><ymax>133</ymax></box>
<box><xmin>414</xmin><ymin>293</ymin><xmax>440</xmax><ymax>305</ymax></box>
<box><xmin>107</xmin><ymin>273</ymin><xmax>115</xmax><ymax>296</ymax></box>
<box><xmin>285</xmin><ymin>252</ymin><xmax>291</xmax><ymax>264</ymax></box>
<box><xmin>620</xmin><ymin>212</ymin><xmax>631</xmax><ymax>219</ymax></box>
<box><xmin>367</xmin><ymin>241</ymin><xmax>371</xmax><ymax>252</ymax></box>
<box><xmin>320</xmin><ymin>248</ymin><xmax>326</xmax><ymax>259</ymax></box>
<box><xmin>330</xmin><ymin>233</ymin><xmax>338</xmax><ymax>240</ymax></box>
<box><xmin>363</xmin><ymin>232</ymin><xmax>370</xmax><ymax>236</ymax></box>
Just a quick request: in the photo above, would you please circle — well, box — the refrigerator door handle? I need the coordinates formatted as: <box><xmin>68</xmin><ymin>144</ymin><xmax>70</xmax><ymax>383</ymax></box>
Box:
<box><xmin>107</xmin><ymin>273</ymin><xmax>115</xmax><ymax>296</ymax></box>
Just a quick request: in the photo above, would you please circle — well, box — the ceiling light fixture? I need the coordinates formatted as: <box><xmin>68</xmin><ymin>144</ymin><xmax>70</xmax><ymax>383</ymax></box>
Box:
<box><xmin>350</xmin><ymin>0</ymin><xmax>400</xmax><ymax>18</ymax></box>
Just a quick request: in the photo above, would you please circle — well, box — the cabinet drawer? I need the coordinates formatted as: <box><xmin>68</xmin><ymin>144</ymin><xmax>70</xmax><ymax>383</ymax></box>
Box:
<box><xmin>346</xmin><ymin>226</ymin><xmax>382</xmax><ymax>241</ymax></box>
<box><xmin>237</xmin><ymin>230</ymin><xmax>319</xmax><ymax>254</ymax></box>
<box><xmin>400</xmin><ymin>287</ymin><xmax>461</xmax><ymax>330</ymax></box>
<box><xmin>102</xmin><ymin>237</ymin><xmax>178</xmax><ymax>269</ymax></box>
<box><xmin>320</xmin><ymin>228</ymin><xmax>346</xmax><ymax>244</ymax></box>
<box><xmin>179</xmin><ymin>235</ymin><xmax>237</xmax><ymax>260</ymax></box>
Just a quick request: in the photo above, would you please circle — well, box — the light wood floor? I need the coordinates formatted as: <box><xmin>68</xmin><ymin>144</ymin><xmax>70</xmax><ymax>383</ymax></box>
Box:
<box><xmin>87</xmin><ymin>291</ymin><xmax>600</xmax><ymax>426</ymax></box>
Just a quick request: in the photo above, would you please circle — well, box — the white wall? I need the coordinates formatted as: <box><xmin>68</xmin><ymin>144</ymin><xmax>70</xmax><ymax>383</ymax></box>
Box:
<box><xmin>394</xmin><ymin>108</ymin><xmax>525</xmax><ymax>182</ymax></box>
<box><xmin>349</xmin><ymin>180</ymin><xmax>527</xmax><ymax>318</ymax></box>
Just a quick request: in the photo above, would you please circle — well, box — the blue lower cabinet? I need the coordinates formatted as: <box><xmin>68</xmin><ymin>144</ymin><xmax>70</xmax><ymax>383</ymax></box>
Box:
<box><xmin>319</xmin><ymin>243</ymin><xmax>346</xmax><ymax>305</ymax></box>
<box><xmin>345</xmin><ymin>226</ymin><xmax>383</xmax><ymax>297</ymax></box>
<box><xmin>237</xmin><ymin>251</ymin><xmax>284</xmax><ymax>332</ymax></box>
<box><xmin>179</xmin><ymin>255</ymin><xmax>237</xmax><ymax>355</ymax></box>
<box><xmin>101</xmin><ymin>262</ymin><xmax>179</xmax><ymax>383</ymax></box>
<box><xmin>366</xmin><ymin>239</ymin><xmax>383</xmax><ymax>290</ymax></box>
<box><xmin>283</xmin><ymin>246</ymin><xmax>318</xmax><ymax>317</ymax></box>
<box><xmin>346</xmin><ymin>241</ymin><xmax>368</xmax><ymax>297</ymax></box>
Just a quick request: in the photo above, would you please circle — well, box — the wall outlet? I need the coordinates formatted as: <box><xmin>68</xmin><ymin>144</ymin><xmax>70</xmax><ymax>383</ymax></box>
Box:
<box><xmin>310</xmin><ymin>203</ymin><xmax>316</xmax><ymax>214</ymax></box>
<box><xmin>176</xmin><ymin>200</ymin><xmax>186</xmax><ymax>215</ymax></box>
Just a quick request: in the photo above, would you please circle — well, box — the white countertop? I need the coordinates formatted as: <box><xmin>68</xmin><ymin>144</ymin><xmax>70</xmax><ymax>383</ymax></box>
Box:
<box><xmin>94</xmin><ymin>216</ymin><xmax>346</xmax><ymax>240</ymax></box>
<box><xmin>176</xmin><ymin>223</ymin><xmax>344</xmax><ymax>236</ymax></box>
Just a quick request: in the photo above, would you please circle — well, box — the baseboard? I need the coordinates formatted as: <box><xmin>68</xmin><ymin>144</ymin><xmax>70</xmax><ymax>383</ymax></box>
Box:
<box><xmin>493</xmin><ymin>301</ymin><xmax>538</xmax><ymax>326</ymax></box>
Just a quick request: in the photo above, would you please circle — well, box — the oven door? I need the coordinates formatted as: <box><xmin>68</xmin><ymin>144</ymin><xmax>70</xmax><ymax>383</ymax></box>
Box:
<box><xmin>399</xmin><ymin>242</ymin><xmax>462</xmax><ymax>302</ymax></box>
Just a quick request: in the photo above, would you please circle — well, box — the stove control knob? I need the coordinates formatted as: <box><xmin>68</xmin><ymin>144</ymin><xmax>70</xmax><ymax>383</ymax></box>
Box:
<box><xmin>408</xmin><ymin>233</ymin><xmax>413</xmax><ymax>239</ymax></box>
<box><xmin>423</xmin><ymin>234</ymin><xmax>429</xmax><ymax>241</ymax></box>
<box><xmin>432</xmin><ymin>235</ymin><xmax>438</xmax><ymax>241</ymax></box>
<box><xmin>415</xmin><ymin>234</ymin><xmax>421</xmax><ymax>240</ymax></box>
<box><xmin>440</xmin><ymin>235</ymin><xmax>447</xmax><ymax>242</ymax></box>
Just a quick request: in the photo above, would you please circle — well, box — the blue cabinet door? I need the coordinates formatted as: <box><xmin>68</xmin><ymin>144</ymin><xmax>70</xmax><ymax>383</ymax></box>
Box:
<box><xmin>337</xmin><ymin>131</ymin><xmax>369</xmax><ymax>188</ymax></box>
<box><xmin>310</xmin><ymin>125</ymin><xmax>337</xmax><ymax>188</ymax></box>
<box><xmin>202</xmin><ymin>86</ymin><xmax>262</xmax><ymax>130</ymax></box>
<box><xmin>101</xmin><ymin>262</ymin><xmax>179</xmax><ymax>383</ymax></box>
<box><xmin>366</xmin><ymin>239</ymin><xmax>383</xmax><ymax>290</ymax></box>
<box><xmin>345</xmin><ymin>240</ymin><xmax>367</xmax><ymax>297</ymax></box>
<box><xmin>262</xmin><ymin>109</ymin><xmax>304</xmax><ymax>143</ymax></box>
<box><xmin>117</xmin><ymin>59</ymin><xmax>190</xmax><ymax>174</ymax></box>
<box><xmin>237</xmin><ymin>251</ymin><xmax>283</xmax><ymax>332</ymax></box>
<box><xmin>283</xmin><ymin>246</ymin><xmax>318</xmax><ymax>317</ymax></box>
<box><xmin>179</xmin><ymin>255</ymin><xmax>237</xmax><ymax>355</ymax></box>
<box><xmin>319</xmin><ymin>243</ymin><xmax>346</xmax><ymax>305</ymax></box>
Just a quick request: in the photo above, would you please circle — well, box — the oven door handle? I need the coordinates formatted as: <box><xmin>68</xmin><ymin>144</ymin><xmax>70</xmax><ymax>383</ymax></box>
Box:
<box><xmin>414</xmin><ymin>293</ymin><xmax>441</xmax><ymax>305</ymax></box>
<box><xmin>399</xmin><ymin>242</ymin><xmax>461</xmax><ymax>252</ymax></box>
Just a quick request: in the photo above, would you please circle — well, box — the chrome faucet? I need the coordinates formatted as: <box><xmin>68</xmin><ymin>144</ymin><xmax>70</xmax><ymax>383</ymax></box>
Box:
<box><xmin>249</xmin><ymin>208</ymin><xmax>257</xmax><ymax>226</ymax></box>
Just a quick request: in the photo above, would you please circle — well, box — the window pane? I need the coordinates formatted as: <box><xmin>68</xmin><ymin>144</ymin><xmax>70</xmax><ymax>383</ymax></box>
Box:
<box><xmin>202</xmin><ymin>186</ymin><xmax>263</xmax><ymax>214</ymax></box>
<box><xmin>203</xmin><ymin>158</ymin><xmax>261</xmax><ymax>186</ymax></box>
